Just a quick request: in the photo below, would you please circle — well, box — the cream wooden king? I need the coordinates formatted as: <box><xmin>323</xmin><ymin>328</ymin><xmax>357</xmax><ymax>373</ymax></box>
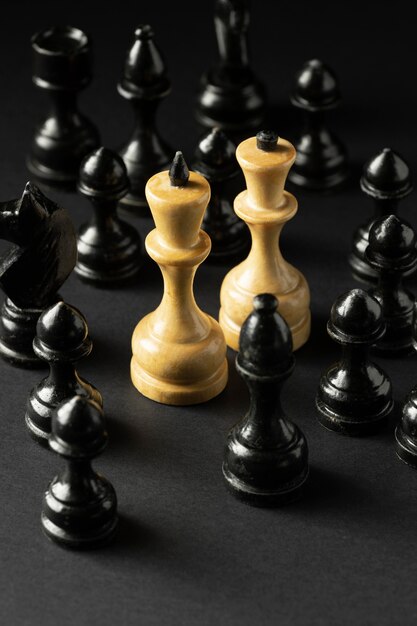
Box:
<box><xmin>131</xmin><ymin>152</ymin><xmax>228</xmax><ymax>405</ymax></box>
<box><xmin>219</xmin><ymin>131</ymin><xmax>311</xmax><ymax>351</ymax></box>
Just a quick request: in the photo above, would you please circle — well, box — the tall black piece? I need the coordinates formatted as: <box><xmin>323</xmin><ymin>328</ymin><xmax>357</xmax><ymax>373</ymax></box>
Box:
<box><xmin>0</xmin><ymin>183</ymin><xmax>77</xmax><ymax>367</ymax></box>
<box><xmin>289</xmin><ymin>59</ymin><xmax>348</xmax><ymax>191</ymax></box>
<box><xmin>27</xmin><ymin>26</ymin><xmax>100</xmax><ymax>189</ymax></box>
<box><xmin>316</xmin><ymin>289</ymin><xmax>393</xmax><ymax>435</ymax></box>
<box><xmin>118</xmin><ymin>25</ymin><xmax>172</xmax><ymax>214</ymax></box>
<box><xmin>25</xmin><ymin>301</ymin><xmax>102</xmax><ymax>445</ymax></box>
<box><xmin>42</xmin><ymin>396</ymin><xmax>118</xmax><ymax>549</ymax></box>
<box><xmin>366</xmin><ymin>214</ymin><xmax>417</xmax><ymax>355</ymax></box>
<box><xmin>223</xmin><ymin>294</ymin><xmax>309</xmax><ymax>505</ymax></box>
<box><xmin>195</xmin><ymin>0</ymin><xmax>265</xmax><ymax>135</ymax></box>
<box><xmin>76</xmin><ymin>148</ymin><xmax>143</xmax><ymax>284</ymax></box>
<box><xmin>396</xmin><ymin>393</ymin><xmax>417</xmax><ymax>468</ymax></box>
<box><xmin>192</xmin><ymin>128</ymin><xmax>248</xmax><ymax>261</ymax></box>
<box><xmin>349</xmin><ymin>148</ymin><xmax>413</xmax><ymax>284</ymax></box>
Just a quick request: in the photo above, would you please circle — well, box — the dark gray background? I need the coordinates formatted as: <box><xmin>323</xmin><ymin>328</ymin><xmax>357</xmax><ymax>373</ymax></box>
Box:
<box><xmin>1</xmin><ymin>1</ymin><xmax>416</xmax><ymax>624</ymax></box>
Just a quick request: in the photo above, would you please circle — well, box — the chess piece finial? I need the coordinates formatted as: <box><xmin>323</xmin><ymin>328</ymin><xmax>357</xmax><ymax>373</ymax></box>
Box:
<box><xmin>396</xmin><ymin>393</ymin><xmax>417</xmax><ymax>468</ymax></box>
<box><xmin>316</xmin><ymin>289</ymin><xmax>393</xmax><ymax>435</ymax></box>
<box><xmin>131</xmin><ymin>155</ymin><xmax>228</xmax><ymax>405</ymax></box>
<box><xmin>365</xmin><ymin>214</ymin><xmax>417</xmax><ymax>355</ymax></box>
<box><xmin>0</xmin><ymin>183</ymin><xmax>77</xmax><ymax>367</ymax></box>
<box><xmin>41</xmin><ymin>396</ymin><xmax>118</xmax><ymax>548</ymax></box>
<box><xmin>223</xmin><ymin>293</ymin><xmax>308</xmax><ymax>504</ymax></box>
<box><xmin>289</xmin><ymin>59</ymin><xmax>349</xmax><ymax>191</ymax></box>
<box><xmin>118</xmin><ymin>25</ymin><xmax>172</xmax><ymax>214</ymax></box>
<box><xmin>25</xmin><ymin>301</ymin><xmax>102</xmax><ymax>444</ymax></box>
<box><xmin>27</xmin><ymin>26</ymin><xmax>100</xmax><ymax>189</ymax></box>
<box><xmin>169</xmin><ymin>151</ymin><xmax>189</xmax><ymax>187</ymax></box>
<box><xmin>192</xmin><ymin>127</ymin><xmax>249</xmax><ymax>261</ymax></box>
<box><xmin>219</xmin><ymin>132</ymin><xmax>311</xmax><ymax>351</ymax></box>
<box><xmin>76</xmin><ymin>147</ymin><xmax>143</xmax><ymax>284</ymax></box>
<box><xmin>349</xmin><ymin>148</ymin><xmax>413</xmax><ymax>283</ymax></box>
<box><xmin>195</xmin><ymin>0</ymin><xmax>266</xmax><ymax>135</ymax></box>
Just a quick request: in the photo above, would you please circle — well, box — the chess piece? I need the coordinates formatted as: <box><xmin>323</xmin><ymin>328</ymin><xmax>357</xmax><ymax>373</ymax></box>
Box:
<box><xmin>289</xmin><ymin>59</ymin><xmax>349</xmax><ymax>191</ymax></box>
<box><xmin>0</xmin><ymin>183</ymin><xmax>77</xmax><ymax>367</ymax></box>
<box><xmin>192</xmin><ymin>127</ymin><xmax>249</xmax><ymax>262</ymax></box>
<box><xmin>219</xmin><ymin>131</ymin><xmax>311</xmax><ymax>351</ymax></box>
<box><xmin>366</xmin><ymin>214</ymin><xmax>417</xmax><ymax>355</ymax></box>
<box><xmin>223</xmin><ymin>294</ymin><xmax>309</xmax><ymax>505</ymax></box>
<box><xmin>195</xmin><ymin>0</ymin><xmax>266</xmax><ymax>134</ymax></box>
<box><xmin>76</xmin><ymin>147</ymin><xmax>143</xmax><ymax>284</ymax></box>
<box><xmin>316</xmin><ymin>289</ymin><xmax>393</xmax><ymax>435</ymax></box>
<box><xmin>395</xmin><ymin>392</ymin><xmax>417</xmax><ymax>468</ymax></box>
<box><xmin>42</xmin><ymin>396</ymin><xmax>118</xmax><ymax>548</ymax></box>
<box><xmin>25</xmin><ymin>301</ymin><xmax>102</xmax><ymax>445</ymax></box>
<box><xmin>27</xmin><ymin>26</ymin><xmax>100</xmax><ymax>189</ymax></box>
<box><xmin>131</xmin><ymin>152</ymin><xmax>228</xmax><ymax>405</ymax></box>
<box><xmin>118</xmin><ymin>25</ymin><xmax>172</xmax><ymax>214</ymax></box>
<box><xmin>349</xmin><ymin>148</ymin><xmax>413</xmax><ymax>284</ymax></box>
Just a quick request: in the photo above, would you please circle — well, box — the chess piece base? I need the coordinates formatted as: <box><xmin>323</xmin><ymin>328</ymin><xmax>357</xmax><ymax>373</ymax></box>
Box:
<box><xmin>223</xmin><ymin>463</ymin><xmax>308</xmax><ymax>506</ymax></box>
<box><xmin>288</xmin><ymin>166</ymin><xmax>349</xmax><ymax>192</ymax></box>
<box><xmin>195</xmin><ymin>75</ymin><xmax>265</xmax><ymax>132</ymax></box>
<box><xmin>131</xmin><ymin>314</ymin><xmax>228</xmax><ymax>405</ymax></box>
<box><xmin>395</xmin><ymin>426</ymin><xmax>417</xmax><ymax>468</ymax></box>
<box><xmin>0</xmin><ymin>298</ymin><xmax>45</xmax><ymax>368</ymax></box>
<box><xmin>41</xmin><ymin>480</ymin><xmax>118</xmax><ymax>549</ymax></box>
<box><xmin>316</xmin><ymin>396</ymin><xmax>392</xmax><ymax>436</ymax></box>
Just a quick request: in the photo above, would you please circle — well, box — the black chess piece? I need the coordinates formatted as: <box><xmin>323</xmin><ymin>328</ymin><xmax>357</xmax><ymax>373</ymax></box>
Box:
<box><xmin>0</xmin><ymin>183</ymin><xmax>77</xmax><ymax>367</ymax></box>
<box><xmin>76</xmin><ymin>148</ymin><xmax>143</xmax><ymax>284</ymax></box>
<box><xmin>42</xmin><ymin>396</ymin><xmax>118</xmax><ymax>548</ymax></box>
<box><xmin>289</xmin><ymin>59</ymin><xmax>349</xmax><ymax>191</ymax></box>
<box><xmin>195</xmin><ymin>0</ymin><xmax>266</xmax><ymax>136</ymax></box>
<box><xmin>349</xmin><ymin>148</ymin><xmax>413</xmax><ymax>284</ymax></box>
<box><xmin>118</xmin><ymin>25</ymin><xmax>172</xmax><ymax>214</ymax></box>
<box><xmin>223</xmin><ymin>294</ymin><xmax>309</xmax><ymax>505</ymax></box>
<box><xmin>395</xmin><ymin>392</ymin><xmax>417</xmax><ymax>468</ymax></box>
<box><xmin>366</xmin><ymin>214</ymin><xmax>417</xmax><ymax>355</ymax></box>
<box><xmin>25</xmin><ymin>301</ymin><xmax>102</xmax><ymax>445</ymax></box>
<box><xmin>316</xmin><ymin>289</ymin><xmax>393</xmax><ymax>435</ymax></box>
<box><xmin>192</xmin><ymin>128</ymin><xmax>249</xmax><ymax>262</ymax></box>
<box><xmin>27</xmin><ymin>26</ymin><xmax>100</xmax><ymax>189</ymax></box>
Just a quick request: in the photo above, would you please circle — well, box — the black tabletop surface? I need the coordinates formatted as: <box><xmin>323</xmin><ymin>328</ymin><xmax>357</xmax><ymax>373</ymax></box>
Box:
<box><xmin>1</xmin><ymin>1</ymin><xmax>416</xmax><ymax>624</ymax></box>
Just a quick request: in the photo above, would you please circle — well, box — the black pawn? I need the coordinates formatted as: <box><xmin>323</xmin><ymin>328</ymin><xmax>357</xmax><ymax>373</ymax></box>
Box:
<box><xmin>396</xmin><ymin>393</ymin><xmax>417</xmax><ymax>468</ymax></box>
<box><xmin>366</xmin><ymin>214</ymin><xmax>417</xmax><ymax>355</ymax></box>
<box><xmin>27</xmin><ymin>26</ymin><xmax>100</xmax><ymax>189</ymax></box>
<box><xmin>118</xmin><ymin>25</ymin><xmax>172</xmax><ymax>214</ymax></box>
<box><xmin>192</xmin><ymin>128</ymin><xmax>249</xmax><ymax>261</ymax></box>
<box><xmin>26</xmin><ymin>302</ymin><xmax>102</xmax><ymax>445</ymax></box>
<box><xmin>0</xmin><ymin>183</ymin><xmax>77</xmax><ymax>367</ymax></box>
<box><xmin>195</xmin><ymin>0</ymin><xmax>266</xmax><ymax>136</ymax></box>
<box><xmin>76</xmin><ymin>148</ymin><xmax>143</xmax><ymax>284</ymax></box>
<box><xmin>289</xmin><ymin>59</ymin><xmax>349</xmax><ymax>191</ymax></box>
<box><xmin>316</xmin><ymin>289</ymin><xmax>393</xmax><ymax>435</ymax></box>
<box><xmin>223</xmin><ymin>294</ymin><xmax>308</xmax><ymax>505</ymax></box>
<box><xmin>42</xmin><ymin>396</ymin><xmax>118</xmax><ymax>548</ymax></box>
<box><xmin>349</xmin><ymin>148</ymin><xmax>413</xmax><ymax>284</ymax></box>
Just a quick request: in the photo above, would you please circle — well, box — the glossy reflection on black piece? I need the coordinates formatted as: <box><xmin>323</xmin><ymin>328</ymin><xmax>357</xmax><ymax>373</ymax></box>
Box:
<box><xmin>42</xmin><ymin>396</ymin><xmax>118</xmax><ymax>549</ymax></box>
<box><xmin>366</xmin><ymin>215</ymin><xmax>417</xmax><ymax>355</ymax></box>
<box><xmin>316</xmin><ymin>289</ymin><xmax>393</xmax><ymax>436</ymax></box>
<box><xmin>118</xmin><ymin>25</ymin><xmax>172</xmax><ymax>214</ymax></box>
<box><xmin>27</xmin><ymin>26</ymin><xmax>100</xmax><ymax>189</ymax></box>
<box><xmin>349</xmin><ymin>148</ymin><xmax>413</xmax><ymax>284</ymax></box>
<box><xmin>25</xmin><ymin>301</ymin><xmax>102</xmax><ymax>445</ymax></box>
<box><xmin>289</xmin><ymin>59</ymin><xmax>349</xmax><ymax>191</ymax></box>
<box><xmin>195</xmin><ymin>0</ymin><xmax>266</xmax><ymax>135</ymax></box>
<box><xmin>192</xmin><ymin>128</ymin><xmax>249</xmax><ymax>262</ymax></box>
<box><xmin>395</xmin><ymin>393</ymin><xmax>417</xmax><ymax>468</ymax></box>
<box><xmin>223</xmin><ymin>294</ymin><xmax>309</xmax><ymax>506</ymax></box>
<box><xmin>0</xmin><ymin>183</ymin><xmax>77</xmax><ymax>367</ymax></box>
<box><xmin>76</xmin><ymin>148</ymin><xmax>143</xmax><ymax>284</ymax></box>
